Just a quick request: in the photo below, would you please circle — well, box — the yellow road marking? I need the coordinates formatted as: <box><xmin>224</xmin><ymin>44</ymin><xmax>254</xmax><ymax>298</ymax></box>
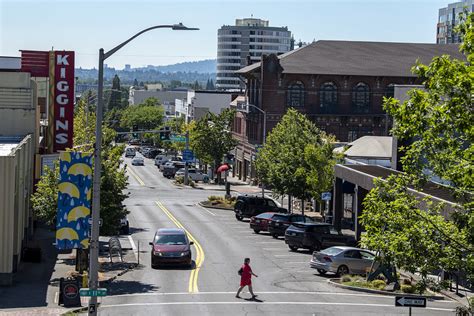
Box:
<box><xmin>128</xmin><ymin>165</ymin><xmax>145</xmax><ymax>186</ymax></box>
<box><xmin>155</xmin><ymin>201</ymin><xmax>204</xmax><ymax>293</ymax></box>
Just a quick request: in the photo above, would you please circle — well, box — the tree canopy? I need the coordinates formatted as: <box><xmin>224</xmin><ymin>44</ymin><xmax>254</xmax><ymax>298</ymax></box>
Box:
<box><xmin>361</xmin><ymin>13</ymin><xmax>474</xmax><ymax>290</ymax></box>
<box><xmin>119</xmin><ymin>97</ymin><xmax>164</xmax><ymax>131</ymax></box>
<box><xmin>255</xmin><ymin>108</ymin><xmax>336</xmax><ymax>201</ymax></box>
<box><xmin>191</xmin><ymin>109</ymin><xmax>237</xmax><ymax>168</ymax></box>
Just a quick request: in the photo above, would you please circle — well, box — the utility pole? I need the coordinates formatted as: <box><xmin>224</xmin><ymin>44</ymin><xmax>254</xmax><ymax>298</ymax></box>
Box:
<box><xmin>184</xmin><ymin>130</ymin><xmax>189</xmax><ymax>185</ymax></box>
<box><xmin>88</xmin><ymin>23</ymin><xmax>198</xmax><ymax>316</ymax></box>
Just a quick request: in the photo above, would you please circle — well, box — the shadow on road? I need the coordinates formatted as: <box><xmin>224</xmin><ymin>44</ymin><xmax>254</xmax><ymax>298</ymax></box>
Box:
<box><xmin>106</xmin><ymin>279</ymin><xmax>160</xmax><ymax>295</ymax></box>
<box><xmin>151</xmin><ymin>260</ymin><xmax>196</xmax><ymax>271</ymax></box>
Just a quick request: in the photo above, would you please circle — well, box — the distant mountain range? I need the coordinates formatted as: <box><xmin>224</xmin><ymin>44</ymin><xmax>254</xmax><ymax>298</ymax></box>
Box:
<box><xmin>138</xmin><ymin>59</ymin><xmax>216</xmax><ymax>73</ymax></box>
<box><xmin>76</xmin><ymin>59</ymin><xmax>217</xmax><ymax>85</ymax></box>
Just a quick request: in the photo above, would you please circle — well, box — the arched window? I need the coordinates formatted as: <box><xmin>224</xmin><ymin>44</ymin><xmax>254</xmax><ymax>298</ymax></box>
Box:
<box><xmin>385</xmin><ymin>83</ymin><xmax>395</xmax><ymax>98</ymax></box>
<box><xmin>287</xmin><ymin>81</ymin><xmax>305</xmax><ymax>107</ymax></box>
<box><xmin>352</xmin><ymin>82</ymin><xmax>370</xmax><ymax>111</ymax></box>
<box><xmin>320</xmin><ymin>82</ymin><xmax>338</xmax><ymax>107</ymax></box>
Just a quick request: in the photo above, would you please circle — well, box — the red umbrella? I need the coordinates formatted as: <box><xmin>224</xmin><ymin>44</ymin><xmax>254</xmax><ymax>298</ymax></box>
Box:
<box><xmin>217</xmin><ymin>164</ymin><xmax>230</xmax><ymax>173</ymax></box>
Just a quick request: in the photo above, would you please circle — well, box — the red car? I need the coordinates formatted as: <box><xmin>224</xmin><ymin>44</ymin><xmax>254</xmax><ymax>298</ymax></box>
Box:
<box><xmin>149</xmin><ymin>228</ymin><xmax>193</xmax><ymax>268</ymax></box>
<box><xmin>249</xmin><ymin>212</ymin><xmax>280</xmax><ymax>234</ymax></box>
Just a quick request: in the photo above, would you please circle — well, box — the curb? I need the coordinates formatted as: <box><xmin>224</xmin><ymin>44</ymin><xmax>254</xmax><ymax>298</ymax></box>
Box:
<box><xmin>198</xmin><ymin>201</ymin><xmax>233</xmax><ymax>211</ymax></box>
<box><xmin>62</xmin><ymin>263</ymin><xmax>137</xmax><ymax>315</ymax></box>
<box><xmin>327</xmin><ymin>279</ymin><xmax>445</xmax><ymax>300</ymax></box>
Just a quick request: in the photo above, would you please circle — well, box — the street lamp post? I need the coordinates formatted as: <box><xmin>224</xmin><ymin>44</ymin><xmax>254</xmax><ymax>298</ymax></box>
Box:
<box><xmin>89</xmin><ymin>23</ymin><xmax>198</xmax><ymax>316</ymax></box>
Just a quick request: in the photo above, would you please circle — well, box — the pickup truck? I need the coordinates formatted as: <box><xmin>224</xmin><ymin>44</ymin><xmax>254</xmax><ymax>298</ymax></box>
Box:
<box><xmin>284</xmin><ymin>222</ymin><xmax>357</xmax><ymax>251</ymax></box>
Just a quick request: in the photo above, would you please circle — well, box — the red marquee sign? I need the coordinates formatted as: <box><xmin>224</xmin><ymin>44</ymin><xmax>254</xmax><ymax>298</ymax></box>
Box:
<box><xmin>52</xmin><ymin>51</ymin><xmax>75</xmax><ymax>152</ymax></box>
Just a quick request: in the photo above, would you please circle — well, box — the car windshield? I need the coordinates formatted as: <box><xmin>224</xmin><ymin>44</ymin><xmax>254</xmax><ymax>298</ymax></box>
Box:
<box><xmin>321</xmin><ymin>247</ymin><xmax>344</xmax><ymax>256</ymax></box>
<box><xmin>272</xmin><ymin>215</ymin><xmax>288</xmax><ymax>221</ymax></box>
<box><xmin>155</xmin><ymin>234</ymin><xmax>187</xmax><ymax>245</ymax></box>
<box><xmin>257</xmin><ymin>213</ymin><xmax>274</xmax><ymax>219</ymax></box>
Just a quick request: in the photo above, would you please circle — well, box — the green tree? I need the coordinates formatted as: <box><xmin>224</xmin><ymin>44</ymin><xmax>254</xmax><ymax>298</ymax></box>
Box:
<box><xmin>255</xmin><ymin>108</ymin><xmax>334</xmax><ymax>203</ymax></box>
<box><xmin>31</xmin><ymin>164</ymin><xmax>59</xmax><ymax>227</ymax></box>
<box><xmin>120</xmin><ymin>97</ymin><xmax>164</xmax><ymax>131</ymax></box>
<box><xmin>32</xmin><ymin>99</ymin><xmax>129</xmax><ymax>235</ymax></box>
<box><xmin>191</xmin><ymin>109</ymin><xmax>237</xmax><ymax>178</ymax></box>
<box><xmin>361</xmin><ymin>13</ymin><xmax>474</xmax><ymax>290</ymax></box>
<box><xmin>107</xmin><ymin>74</ymin><xmax>122</xmax><ymax>111</ymax></box>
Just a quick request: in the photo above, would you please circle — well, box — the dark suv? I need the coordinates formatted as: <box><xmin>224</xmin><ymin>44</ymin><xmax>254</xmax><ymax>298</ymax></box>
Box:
<box><xmin>267</xmin><ymin>214</ymin><xmax>315</xmax><ymax>238</ymax></box>
<box><xmin>285</xmin><ymin>223</ymin><xmax>357</xmax><ymax>251</ymax></box>
<box><xmin>234</xmin><ymin>195</ymin><xmax>287</xmax><ymax>221</ymax></box>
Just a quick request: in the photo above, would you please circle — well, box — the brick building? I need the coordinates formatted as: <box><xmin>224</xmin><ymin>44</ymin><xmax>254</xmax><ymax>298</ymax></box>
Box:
<box><xmin>232</xmin><ymin>40</ymin><xmax>461</xmax><ymax>182</ymax></box>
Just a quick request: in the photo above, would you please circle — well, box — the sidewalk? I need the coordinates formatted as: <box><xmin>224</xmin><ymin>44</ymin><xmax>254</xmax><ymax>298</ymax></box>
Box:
<box><xmin>0</xmin><ymin>224</ymin><xmax>136</xmax><ymax>315</ymax></box>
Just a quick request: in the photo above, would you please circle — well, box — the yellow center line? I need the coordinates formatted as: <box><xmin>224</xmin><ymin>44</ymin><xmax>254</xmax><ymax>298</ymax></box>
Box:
<box><xmin>155</xmin><ymin>201</ymin><xmax>205</xmax><ymax>293</ymax></box>
<box><xmin>127</xmin><ymin>165</ymin><xmax>145</xmax><ymax>186</ymax></box>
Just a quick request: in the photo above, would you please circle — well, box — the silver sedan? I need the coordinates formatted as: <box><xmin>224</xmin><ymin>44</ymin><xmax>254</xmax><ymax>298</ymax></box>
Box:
<box><xmin>310</xmin><ymin>246</ymin><xmax>377</xmax><ymax>276</ymax></box>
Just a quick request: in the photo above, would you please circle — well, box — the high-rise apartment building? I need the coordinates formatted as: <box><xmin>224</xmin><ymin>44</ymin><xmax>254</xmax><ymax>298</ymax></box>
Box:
<box><xmin>437</xmin><ymin>0</ymin><xmax>474</xmax><ymax>44</ymax></box>
<box><xmin>216</xmin><ymin>18</ymin><xmax>292</xmax><ymax>90</ymax></box>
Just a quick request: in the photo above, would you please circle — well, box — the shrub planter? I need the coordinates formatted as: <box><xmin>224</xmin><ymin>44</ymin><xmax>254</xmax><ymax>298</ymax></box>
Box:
<box><xmin>198</xmin><ymin>201</ymin><xmax>233</xmax><ymax>210</ymax></box>
<box><xmin>327</xmin><ymin>278</ymin><xmax>445</xmax><ymax>300</ymax></box>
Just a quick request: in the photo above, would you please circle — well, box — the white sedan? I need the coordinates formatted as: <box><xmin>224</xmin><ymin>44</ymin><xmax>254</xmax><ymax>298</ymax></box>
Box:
<box><xmin>131</xmin><ymin>156</ymin><xmax>145</xmax><ymax>166</ymax></box>
<box><xmin>175</xmin><ymin>168</ymin><xmax>210</xmax><ymax>183</ymax></box>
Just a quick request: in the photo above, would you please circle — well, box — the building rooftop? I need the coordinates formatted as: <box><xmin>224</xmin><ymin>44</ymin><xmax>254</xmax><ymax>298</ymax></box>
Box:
<box><xmin>0</xmin><ymin>136</ymin><xmax>23</xmax><ymax>156</ymax></box>
<box><xmin>344</xmin><ymin>136</ymin><xmax>392</xmax><ymax>159</ymax></box>
<box><xmin>237</xmin><ymin>40</ymin><xmax>463</xmax><ymax>77</ymax></box>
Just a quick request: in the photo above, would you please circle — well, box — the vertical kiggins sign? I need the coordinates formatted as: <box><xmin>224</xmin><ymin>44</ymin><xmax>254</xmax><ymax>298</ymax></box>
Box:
<box><xmin>50</xmin><ymin>51</ymin><xmax>75</xmax><ymax>152</ymax></box>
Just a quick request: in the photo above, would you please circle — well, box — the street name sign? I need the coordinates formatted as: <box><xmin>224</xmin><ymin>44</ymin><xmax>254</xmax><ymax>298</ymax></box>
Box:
<box><xmin>170</xmin><ymin>135</ymin><xmax>186</xmax><ymax>142</ymax></box>
<box><xmin>395</xmin><ymin>296</ymin><xmax>426</xmax><ymax>308</ymax></box>
<box><xmin>80</xmin><ymin>288</ymin><xmax>107</xmax><ymax>297</ymax></box>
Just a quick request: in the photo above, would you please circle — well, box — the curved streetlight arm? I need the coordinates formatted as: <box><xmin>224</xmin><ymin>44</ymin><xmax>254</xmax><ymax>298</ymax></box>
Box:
<box><xmin>104</xmin><ymin>23</ymin><xmax>199</xmax><ymax>60</ymax></box>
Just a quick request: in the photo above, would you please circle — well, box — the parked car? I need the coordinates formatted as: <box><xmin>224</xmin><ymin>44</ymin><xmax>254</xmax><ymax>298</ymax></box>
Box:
<box><xmin>284</xmin><ymin>222</ymin><xmax>357</xmax><ymax>252</ymax></box>
<box><xmin>234</xmin><ymin>195</ymin><xmax>287</xmax><ymax>221</ymax></box>
<box><xmin>249</xmin><ymin>212</ymin><xmax>281</xmax><ymax>234</ymax></box>
<box><xmin>163</xmin><ymin>161</ymin><xmax>185</xmax><ymax>178</ymax></box>
<box><xmin>155</xmin><ymin>155</ymin><xmax>171</xmax><ymax>167</ymax></box>
<box><xmin>131</xmin><ymin>155</ymin><xmax>145</xmax><ymax>166</ymax></box>
<box><xmin>149</xmin><ymin>228</ymin><xmax>193</xmax><ymax>268</ymax></box>
<box><xmin>267</xmin><ymin>214</ymin><xmax>315</xmax><ymax>238</ymax></box>
<box><xmin>310</xmin><ymin>246</ymin><xmax>377</xmax><ymax>276</ymax></box>
<box><xmin>159</xmin><ymin>156</ymin><xmax>182</xmax><ymax>171</ymax></box>
<box><xmin>125</xmin><ymin>147</ymin><xmax>136</xmax><ymax>158</ymax></box>
<box><xmin>175</xmin><ymin>168</ymin><xmax>210</xmax><ymax>183</ymax></box>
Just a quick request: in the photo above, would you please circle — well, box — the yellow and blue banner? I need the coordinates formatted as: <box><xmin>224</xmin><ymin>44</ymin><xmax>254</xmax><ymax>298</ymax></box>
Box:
<box><xmin>56</xmin><ymin>151</ymin><xmax>93</xmax><ymax>249</ymax></box>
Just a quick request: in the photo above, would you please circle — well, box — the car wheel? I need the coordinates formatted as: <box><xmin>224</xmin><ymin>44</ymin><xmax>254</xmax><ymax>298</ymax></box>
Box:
<box><xmin>336</xmin><ymin>265</ymin><xmax>350</xmax><ymax>277</ymax></box>
<box><xmin>317</xmin><ymin>269</ymin><xmax>327</xmax><ymax>275</ymax></box>
<box><xmin>203</xmin><ymin>177</ymin><xmax>209</xmax><ymax>183</ymax></box>
<box><xmin>235</xmin><ymin>214</ymin><xmax>243</xmax><ymax>221</ymax></box>
<box><xmin>272</xmin><ymin>233</ymin><xmax>279</xmax><ymax>239</ymax></box>
<box><xmin>289</xmin><ymin>245</ymin><xmax>298</xmax><ymax>252</ymax></box>
<box><xmin>253</xmin><ymin>229</ymin><xmax>260</xmax><ymax>234</ymax></box>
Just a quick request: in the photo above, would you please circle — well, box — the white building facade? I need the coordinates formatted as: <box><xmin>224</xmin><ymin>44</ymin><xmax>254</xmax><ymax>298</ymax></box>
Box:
<box><xmin>216</xmin><ymin>18</ymin><xmax>292</xmax><ymax>90</ymax></box>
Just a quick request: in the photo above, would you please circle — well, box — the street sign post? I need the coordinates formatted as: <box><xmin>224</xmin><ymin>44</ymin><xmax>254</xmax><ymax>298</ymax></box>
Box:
<box><xmin>395</xmin><ymin>296</ymin><xmax>426</xmax><ymax>316</ymax></box>
<box><xmin>170</xmin><ymin>135</ymin><xmax>186</xmax><ymax>142</ymax></box>
<box><xmin>321</xmin><ymin>192</ymin><xmax>332</xmax><ymax>201</ymax></box>
<box><xmin>80</xmin><ymin>288</ymin><xmax>107</xmax><ymax>297</ymax></box>
<box><xmin>182</xmin><ymin>149</ymin><xmax>194</xmax><ymax>162</ymax></box>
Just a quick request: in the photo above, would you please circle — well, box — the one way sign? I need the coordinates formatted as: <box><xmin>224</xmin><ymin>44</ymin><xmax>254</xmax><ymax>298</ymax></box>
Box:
<box><xmin>395</xmin><ymin>296</ymin><xmax>426</xmax><ymax>308</ymax></box>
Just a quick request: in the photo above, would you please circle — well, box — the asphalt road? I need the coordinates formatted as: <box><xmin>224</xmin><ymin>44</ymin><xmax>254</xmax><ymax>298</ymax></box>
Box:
<box><xmin>89</xmin><ymin>156</ymin><xmax>461</xmax><ymax>315</ymax></box>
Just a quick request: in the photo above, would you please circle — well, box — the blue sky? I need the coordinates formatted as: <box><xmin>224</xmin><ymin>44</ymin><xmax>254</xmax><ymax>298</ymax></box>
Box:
<box><xmin>0</xmin><ymin>0</ymin><xmax>449</xmax><ymax>69</ymax></box>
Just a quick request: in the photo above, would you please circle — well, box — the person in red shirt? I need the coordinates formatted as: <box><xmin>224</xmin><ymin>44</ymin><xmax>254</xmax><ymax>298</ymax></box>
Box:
<box><xmin>236</xmin><ymin>257</ymin><xmax>258</xmax><ymax>299</ymax></box>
